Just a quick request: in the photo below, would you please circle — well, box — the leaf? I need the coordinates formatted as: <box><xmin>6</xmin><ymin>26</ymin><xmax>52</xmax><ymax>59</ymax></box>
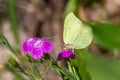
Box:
<box><xmin>85</xmin><ymin>51</ymin><xmax>120</xmax><ymax>80</ymax></box>
<box><xmin>13</xmin><ymin>72</ymin><xmax>25</xmax><ymax>80</ymax></box>
<box><xmin>5</xmin><ymin>64</ymin><xmax>25</xmax><ymax>80</ymax></box>
<box><xmin>68</xmin><ymin>61</ymin><xmax>82</xmax><ymax>80</ymax></box>
<box><xmin>91</xmin><ymin>22</ymin><xmax>120</xmax><ymax>50</ymax></box>
<box><xmin>72</xmin><ymin>50</ymin><xmax>92</xmax><ymax>80</ymax></box>
<box><xmin>64</xmin><ymin>0</ymin><xmax>79</xmax><ymax>17</ymax></box>
<box><xmin>7</xmin><ymin>0</ymin><xmax>19</xmax><ymax>43</ymax></box>
<box><xmin>0</xmin><ymin>33</ymin><xmax>15</xmax><ymax>54</ymax></box>
<box><xmin>63</xmin><ymin>70</ymin><xmax>77</xmax><ymax>80</ymax></box>
<box><xmin>63</xmin><ymin>12</ymin><xmax>93</xmax><ymax>49</ymax></box>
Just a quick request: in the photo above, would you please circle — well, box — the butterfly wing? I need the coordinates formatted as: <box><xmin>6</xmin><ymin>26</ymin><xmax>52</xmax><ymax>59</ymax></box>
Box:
<box><xmin>63</xmin><ymin>12</ymin><xmax>82</xmax><ymax>45</ymax></box>
<box><xmin>63</xmin><ymin>12</ymin><xmax>93</xmax><ymax>49</ymax></box>
<box><xmin>73</xmin><ymin>24</ymin><xmax>93</xmax><ymax>49</ymax></box>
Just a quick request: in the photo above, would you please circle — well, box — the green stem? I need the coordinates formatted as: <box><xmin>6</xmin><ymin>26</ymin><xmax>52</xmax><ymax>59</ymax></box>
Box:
<box><xmin>113</xmin><ymin>49</ymin><xmax>119</xmax><ymax>59</ymax></box>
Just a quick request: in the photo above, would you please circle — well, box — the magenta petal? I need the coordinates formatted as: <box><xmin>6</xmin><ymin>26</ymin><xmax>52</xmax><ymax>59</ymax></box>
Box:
<box><xmin>31</xmin><ymin>48</ymin><xmax>44</xmax><ymax>59</ymax></box>
<box><xmin>42</xmin><ymin>40</ymin><xmax>53</xmax><ymax>53</ymax></box>
<box><xmin>22</xmin><ymin>38</ymin><xmax>53</xmax><ymax>60</ymax></box>
<box><xmin>22</xmin><ymin>38</ymin><xmax>38</xmax><ymax>53</ymax></box>
<box><xmin>33</xmin><ymin>39</ymin><xmax>43</xmax><ymax>48</ymax></box>
<box><xmin>61</xmin><ymin>50</ymin><xmax>73</xmax><ymax>58</ymax></box>
<box><xmin>70</xmin><ymin>53</ymin><xmax>77</xmax><ymax>59</ymax></box>
<box><xmin>22</xmin><ymin>42</ymin><xmax>29</xmax><ymax>53</ymax></box>
<box><xmin>57</xmin><ymin>50</ymin><xmax>77</xmax><ymax>60</ymax></box>
<box><xmin>57</xmin><ymin>53</ymin><xmax>63</xmax><ymax>60</ymax></box>
<box><xmin>33</xmin><ymin>39</ymin><xmax>53</xmax><ymax>53</ymax></box>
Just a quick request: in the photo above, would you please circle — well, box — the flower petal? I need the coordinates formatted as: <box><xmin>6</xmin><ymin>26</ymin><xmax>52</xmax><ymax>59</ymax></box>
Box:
<box><xmin>31</xmin><ymin>48</ymin><xmax>44</xmax><ymax>59</ymax></box>
<box><xmin>33</xmin><ymin>39</ymin><xmax>53</xmax><ymax>53</ymax></box>
<box><xmin>61</xmin><ymin>50</ymin><xmax>73</xmax><ymax>58</ymax></box>
<box><xmin>42</xmin><ymin>40</ymin><xmax>53</xmax><ymax>53</ymax></box>
<box><xmin>22</xmin><ymin>38</ymin><xmax>53</xmax><ymax>60</ymax></box>
<box><xmin>70</xmin><ymin>53</ymin><xmax>77</xmax><ymax>59</ymax></box>
<box><xmin>57</xmin><ymin>53</ymin><xmax>63</xmax><ymax>60</ymax></box>
<box><xmin>57</xmin><ymin>49</ymin><xmax>77</xmax><ymax>60</ymax></box>
<box><xmin>22</xmin><ymin>38</ymin><xmax>38</xmax><ymax>53</ymax></box>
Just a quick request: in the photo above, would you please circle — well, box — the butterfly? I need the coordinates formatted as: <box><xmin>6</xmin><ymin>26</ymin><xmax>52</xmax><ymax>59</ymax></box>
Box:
<box><xmin>63</xmin><ymin>12</ymin><xmax>93</xmax><ymax>49</ymax></box>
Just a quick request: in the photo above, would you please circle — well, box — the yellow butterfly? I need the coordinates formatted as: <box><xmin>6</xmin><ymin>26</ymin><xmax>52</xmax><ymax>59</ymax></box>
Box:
<box><xmin>63</xmin><ymin>12</ymin><xmax>93</xmax><ymax>49</ymax></box>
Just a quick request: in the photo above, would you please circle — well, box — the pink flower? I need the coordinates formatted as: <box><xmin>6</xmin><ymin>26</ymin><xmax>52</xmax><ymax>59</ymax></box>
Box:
<box><xmin>57</xmin><ymin>49</ymin><xmax>77</xmax><ymax>60</ymax></box>
<box><xmin>22</xmin><ymin>38</ymin><xmax>38</xmax><ymax>53</ymax></box>
<box><xmin>22</xmin><ymin>38</ymin><xmax>53</xmax><ymax>59</ymax></box>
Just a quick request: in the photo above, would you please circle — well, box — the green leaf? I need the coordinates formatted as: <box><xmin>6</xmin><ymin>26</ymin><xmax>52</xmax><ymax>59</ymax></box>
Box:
<box><xmin>7</xmin><ymin>0</ymin><xmax>19</xmax><ymax>43</ymax></box>
<box><xmin>72</xmin><ymin>50</ymin><xmax>92</xmax><ymax>80</ymax></box>
<box><xmin>0</xmin><ymin>33</ymin><xmax>16</xmax><ymax>54</ymax></box>
<box><xmin>63</xmin><ymin>70</ymin><xmax>77</xmax><ymax>80</ymax></box>
<box><xmin>68</xmin><ymin>61</ymin><xmax>81</xmax><ymax>80</ymax></box>
<box><xmin>91</xmin><ymin>22</ymin><xmax>120</xmax><ymax>50</ymax></box>
<box><xmin>5</xmin><ymin>64</ymin><xmax>25</xmax><ymax>80</ymax></box>
<box><xmin>13</xmin><ymin>72</ymin><xmax>25</xmax><ymax>80</ymax></box>
<box><xmin>64</xmin><ymin>0</ymin><xmax>79</xmax><ymax>17</ymax></box>
<box><xmin>85</xmin><ymin>51</ymin><xmax>120</xmax><ymax>80</ymax></box>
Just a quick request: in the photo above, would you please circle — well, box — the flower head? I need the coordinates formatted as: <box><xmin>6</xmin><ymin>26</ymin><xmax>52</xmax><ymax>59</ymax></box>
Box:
<box><xmin>22</xmin><ymin>38</ymin><xmax>38</xmax><ymax>53</ymax></box>
<box><xmin>22</xmin><ymin>38</ymin><xmax>53</xmax><ymax>59</ymax></box>
<box><xmin>57</xmin><ymin>49</ymin><xmax>77</xmax><ymax>61</ymax></box>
